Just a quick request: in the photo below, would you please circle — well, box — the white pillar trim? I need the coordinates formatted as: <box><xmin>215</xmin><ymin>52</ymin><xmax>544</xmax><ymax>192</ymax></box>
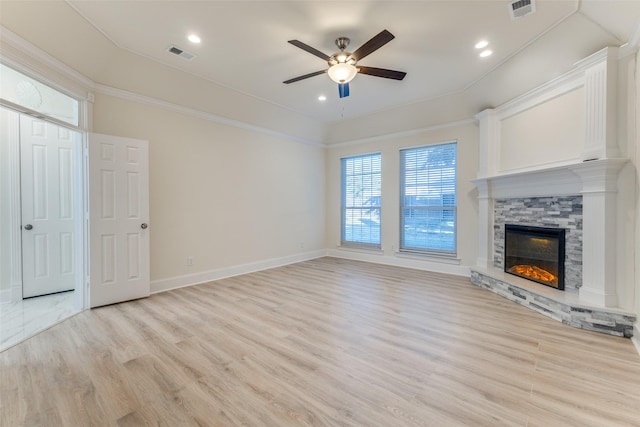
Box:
<box><xmin>474</xmin><ymin>179</ymin><xmax>492</xmax><ymax>268</ymax></box>
<box><xmin>570</xmin><ymin>159</ymin><xmax>627</xmax><ymax>307</ymax></box>
<box><xmin>582</xmin><ymin>47</ymin><xmax>619</xmax><ymax>161</ymax></box>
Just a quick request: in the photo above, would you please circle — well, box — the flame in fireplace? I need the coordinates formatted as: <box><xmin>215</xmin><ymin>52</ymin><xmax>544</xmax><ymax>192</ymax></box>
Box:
<box><xmin>530</xmin><ymin>237</ymin><xmax>551</xmax><ymax>245</ymax></box>
<box><xmin>507</xmin><ymin>265</ymin><xmax>558</xmax><ymax>286</ymax></box>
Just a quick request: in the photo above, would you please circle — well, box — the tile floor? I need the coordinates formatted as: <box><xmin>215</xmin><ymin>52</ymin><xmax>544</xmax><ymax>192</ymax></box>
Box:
<box><xmin>0</xmin><ymin>291</ymin><xmax>80</xmax><ymax>352</ymax></box>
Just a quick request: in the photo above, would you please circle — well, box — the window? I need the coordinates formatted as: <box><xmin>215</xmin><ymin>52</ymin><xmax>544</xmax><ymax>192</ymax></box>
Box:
<box><xmin>400</xmin><ymin>142</ymin><xmax>457</xmax><ymax>254</ymax></box>
<box><xmin>341</xmin><ymin>153</ymin><xmax>381</xmax><ymax>248</ymax></box>
<box><xmin>0</xmin><ymin>63</ymin><xmax>79</xmax><ymax>127</ymax></box>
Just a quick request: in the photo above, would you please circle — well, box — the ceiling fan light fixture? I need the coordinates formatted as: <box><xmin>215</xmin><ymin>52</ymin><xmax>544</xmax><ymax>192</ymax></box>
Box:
<box><xmin>284</xmin><ymin>30</ymin><xmax>405</xmax><ymax>93</ymax></box>
<box><xmin>328</xmin><ymin>63</ymin><xmax>358</xmax><ymax>84</ymax></box>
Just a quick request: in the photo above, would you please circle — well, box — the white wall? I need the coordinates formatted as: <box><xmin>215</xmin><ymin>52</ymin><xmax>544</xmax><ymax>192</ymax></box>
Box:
<box><xmin>96</xmin><ymin>48</ymin><xmax>326</xmax><ymax>145</ymax></box>
<box><xmin>616</xmin><ymin>52</ymin><xmax>639</xmax><ymax>312</ymax></box>
<box><xmin>499</xmin><ymin>88</ymin><xmax>584</xmax><ymax>172</ymax></box>
<box><xmin>325</xmin><ymin>122</ymin><xmax>478</xmax><ymax>275</ymax></box>
<box><xmin>92</xmin><ymin>93</ymin><xmax>326</xmax><ymax>289</ymax></box>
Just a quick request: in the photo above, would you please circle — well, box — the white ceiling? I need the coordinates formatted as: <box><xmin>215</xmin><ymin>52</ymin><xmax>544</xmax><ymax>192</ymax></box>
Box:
<box><xmin>67</xmin><ymin>0</ymin><xmax>640</xmax><ymax>124</ymax></box>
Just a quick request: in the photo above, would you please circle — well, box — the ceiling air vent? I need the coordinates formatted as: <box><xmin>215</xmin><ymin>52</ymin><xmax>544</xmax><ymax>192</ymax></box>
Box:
<box><xmin>167</xmin><ymin>45</ymin><xmax>196</xmax><ymax>61</ymax></box>
<box><xmin>508</xmin><ymin>0</ymin><xmax>536</xmax><ymax>20</ymax></box>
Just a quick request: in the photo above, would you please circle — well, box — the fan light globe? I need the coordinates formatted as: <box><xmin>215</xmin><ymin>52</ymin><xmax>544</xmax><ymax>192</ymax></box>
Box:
<box><xmin>328</xmin><ymin>63</ymin><xmax>358</xmax><ymax>84</ymax></box>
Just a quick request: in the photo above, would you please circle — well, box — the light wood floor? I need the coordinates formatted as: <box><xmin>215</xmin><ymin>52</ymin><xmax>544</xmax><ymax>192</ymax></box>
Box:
<box><xmin>1</xmin><ymin>257</ymin><xmax>639</xmax><ymax>426</ymax></box>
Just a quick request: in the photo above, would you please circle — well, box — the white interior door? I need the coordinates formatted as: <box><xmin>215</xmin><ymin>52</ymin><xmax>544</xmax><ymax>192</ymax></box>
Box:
<box><xmin>20</xmin><ymin>115</ymin><xmax>80</xmax><ymax>298</ymax></box>
<box><xmin>89</xmin><ymin>133</ymin><xmax>150</xmax><ymax>308</ymax></box>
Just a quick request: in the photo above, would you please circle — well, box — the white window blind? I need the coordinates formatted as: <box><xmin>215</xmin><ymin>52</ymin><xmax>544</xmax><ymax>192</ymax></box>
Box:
<box><xmin>341</xmin><ymin>153</ymin><xmax>381</xmax><ymax>248</ymax></box>
<box><xmin>400</xmin><ymin>142</ymin><xmax>457</xmax><ymax>254</ymax></box>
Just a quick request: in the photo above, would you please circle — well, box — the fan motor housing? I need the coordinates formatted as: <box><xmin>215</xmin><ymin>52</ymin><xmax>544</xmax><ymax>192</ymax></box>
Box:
<box><xmin>329</xmin><ymin>37</ymin><xmax>355</xmax><ymax>66</ymax></box>
<box><xmin>335</xmin><ymin>37</ymin><xmax>350</xmax><ymax>50</ymax></box>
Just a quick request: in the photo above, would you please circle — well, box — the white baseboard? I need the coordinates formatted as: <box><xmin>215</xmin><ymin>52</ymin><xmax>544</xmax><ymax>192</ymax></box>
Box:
<box><xmin>0</xmin><ymin>288</ymin><xmax>10</xmax><ymax>304</ymax></box>
<box><xmin>632</xmin><ymin>324</ymin><xmax>640</xmax><ymax>356</ymax></box>
<box><xmin>326</xmin><ymin>248</ymin><xmax>470</xmax><ymax>277</ymax></box>
<box><xmin>150</xmin><ymin>250</ymin><xmax>326</xmax><ymax>294</ymax></box>
<box><xmin>0</xmin><ymin>283</ymin><xmax>23</xmax><ymax>305</ymax></box>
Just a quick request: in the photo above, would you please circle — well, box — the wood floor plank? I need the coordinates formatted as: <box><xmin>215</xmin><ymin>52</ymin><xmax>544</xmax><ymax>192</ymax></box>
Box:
<box><xmin>1</xmin><ymin>257</ymin><xmax>639</xmax><ymax>426</ymax></box>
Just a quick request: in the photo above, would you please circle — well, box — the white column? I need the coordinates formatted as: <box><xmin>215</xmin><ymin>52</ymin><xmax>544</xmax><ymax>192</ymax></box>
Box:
<box><xmin>570</xmin><ymin>159</ymin><xmax>626</xmax><ymax>307</ymax></box>
<box><xmin>474</xmin><ymin>109</ymin><xmax>498</xmax><ymax>268</ymax></box>
<box><xmin>475</xmin><ymin>109</ymin><xmax>498</xmax><ymax>178</ymax></box>
<box><xmin>474</xmin><ymin>180</ymin><xmax>493</xmax><ymax>268</ymax></box>
<box><xmin>582</xmin><ymin>47</ymin><xmax>619</xmax><ymax>161</ymax></box>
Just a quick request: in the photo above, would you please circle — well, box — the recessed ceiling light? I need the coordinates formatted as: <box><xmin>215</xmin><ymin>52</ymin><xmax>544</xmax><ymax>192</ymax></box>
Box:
<box><xmin>479</xmin><ymin>49</ymin><xmax>493</xmax><ymax>58</ymax></box>
<box><xmin>318</xmin><ymin>95</ymin><xmax>327</xmax><ymax>101</ymax></box>
<box><xmin>188</xmin><ymin>34</ymin><xmax>201</xmax><ymax>44</ymax></box>
<box><xmin>475</xmin><ymin>40</ymin><xmax>489</xmax><ymax>49</ymax></box>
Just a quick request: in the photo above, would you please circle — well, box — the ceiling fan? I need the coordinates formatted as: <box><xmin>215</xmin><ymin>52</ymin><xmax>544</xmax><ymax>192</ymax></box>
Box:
<box><xmin>283</xmin><ymin>29</ymin><xmax>407</xmax><ymax>98</ymax></box>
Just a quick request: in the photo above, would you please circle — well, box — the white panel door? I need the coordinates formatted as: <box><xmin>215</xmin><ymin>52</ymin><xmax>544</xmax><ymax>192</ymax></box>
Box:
<box><xmin>20</xmin><ymin>116</ymin><xmax>79</xmax><ymax>298</ymax></box>
<box><xmin>89</xmin><ymin>133</ymin><xmax>150</xmax><ymax>307</ymax></box>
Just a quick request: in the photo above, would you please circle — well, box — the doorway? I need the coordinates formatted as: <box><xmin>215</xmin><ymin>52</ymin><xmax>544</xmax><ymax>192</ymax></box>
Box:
<box><xmin>0</xmin><ymin>106</ymin><xmax>84</xmax><ymax>351</ymax></box>
<box><xmin>20</xmin><ymin>114</ymin><xmax>83</xmax><ymax>298</ymax></box>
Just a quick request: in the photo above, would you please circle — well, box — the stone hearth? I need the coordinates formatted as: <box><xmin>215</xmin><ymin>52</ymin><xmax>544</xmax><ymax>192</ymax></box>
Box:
<box><xmin>471</xmin><ymin>267</ymin><xmax>635</xmax><ymax>337</ymax></box>
<box><xmin>471</xmin><ymin>159</ymin><xmax>632</xmax><ymax>337</ymax></box>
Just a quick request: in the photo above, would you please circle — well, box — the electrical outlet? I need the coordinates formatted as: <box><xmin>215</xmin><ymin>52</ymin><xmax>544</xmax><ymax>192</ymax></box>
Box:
<box><xmin>187</xmin><ymin>256</ymin><xmax>193</xmax><ymax>266</ymax></box>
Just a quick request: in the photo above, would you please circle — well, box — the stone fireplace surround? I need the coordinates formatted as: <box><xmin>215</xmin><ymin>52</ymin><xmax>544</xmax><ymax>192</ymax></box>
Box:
<box><xmin>471</xmin><ymin>161</ymin><xmax>635</xmax><ymax>338</ymax></box>
<box><xmin>494</xmin><ymin>196</ymin><xmax>582</xmax><ymax>291</ymax></box>
<box><xmin>470</xmin><ymin>47</ymin><xmax>637</xmax><ymax>338</ymax></box>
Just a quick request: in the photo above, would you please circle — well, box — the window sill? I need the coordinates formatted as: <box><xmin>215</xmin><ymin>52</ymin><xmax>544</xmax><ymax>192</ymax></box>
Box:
<box><xmin>395</xmin><ymin>250</ymin><xmax>461</xmax><ymax>265</ymax></box>
<box><xmin>336</xmin><ymin>245</ymin><xmax>384</xmax><ymax>255</ymax></box>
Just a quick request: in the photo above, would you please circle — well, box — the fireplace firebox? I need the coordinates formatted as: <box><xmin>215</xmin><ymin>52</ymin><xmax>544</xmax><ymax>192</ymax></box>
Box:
<box><xmin>504</xmin><ymin>224</ymin><xmax>565</xmax><ymax>290</ymax></box>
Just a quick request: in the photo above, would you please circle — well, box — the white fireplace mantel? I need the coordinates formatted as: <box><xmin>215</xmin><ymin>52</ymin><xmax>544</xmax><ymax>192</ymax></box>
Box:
<box><xmin>471</xmin><ymin>158</ymin><xmax>628</xmax><ymax>199</ymax></box>
<box><xmin>472</xmin><ymin>46</ymin><xmax>628</xmax><ymax>309</ymax></box>
<box><xmin>473</xmin><ymin>159</ymin><xmax>628</xmax><ymax>309</ymax></box>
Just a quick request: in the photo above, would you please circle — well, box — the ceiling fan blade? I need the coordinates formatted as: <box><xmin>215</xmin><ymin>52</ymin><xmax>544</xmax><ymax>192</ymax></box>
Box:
<box><xmin>350</xmin><ymin>29</ymin><xmax>395</xmax><ymax>62</ymax></box>
<box><xmin>338</xmin><ymin>83</ymin><xmax>350</xmax><ymax>98</ymax></box>
<box><xmin>288</xmin><ymin>40</ymin><xmax>331</xmax><ymax>61</ymax></box>
<box><xmin>358</xmin><ymin>66</ymin><xmax>407</xmax><ymax>80</ymax></box>
<box><xmin>283</xmin><ymin>70</ymin><xmax>327</xmax><ymax>84</ymax></box>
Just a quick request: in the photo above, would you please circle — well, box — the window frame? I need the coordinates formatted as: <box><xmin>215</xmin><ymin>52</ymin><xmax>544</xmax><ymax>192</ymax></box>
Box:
<box><xmin>340</xmin><ymin>152</ymin><xmax>382</xmax><ymax>249</ymax></box>
<box><xmin>0</xmin><ymin>62</ymin><xmax>83</xmax><ymax>129</ymax></box>
<box><xmin>399</xmin><ymin>142</ymin><xmax>457</xmax><ymax>256</ymax></box>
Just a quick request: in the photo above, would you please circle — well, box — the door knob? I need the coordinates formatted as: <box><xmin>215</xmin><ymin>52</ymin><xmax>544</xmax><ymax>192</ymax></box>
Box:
<box><xmin>24</xmin><ymin>224</ymin><xmax>33</xmax><ymax>230</ymax></box>
<box><xmin>141</xmin><ymin>223</ymin><xmax>148</xmax><ymax>229</ymax></box>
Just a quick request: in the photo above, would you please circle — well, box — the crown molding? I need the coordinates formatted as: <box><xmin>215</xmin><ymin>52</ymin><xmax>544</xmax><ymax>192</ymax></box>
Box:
<box><xmin>94</xmin><ymin>84</ymin><xmax>324</xmax><ymax>147</ymax></box>
<box><xmin>497</xmin><ymin>65</ymin><xmax>585</xmax><ymax>122</ymax></box>
<box><xmin>618</xmin><ymin>19</ymin><xmax>640</xmax><ymax>58</ymax></box>
<box><xmin>494</xmin><ymin>46</ymin><xmax>624</xmax><ymax>123</ymax></box>
<box><xmin>327</xmin><ymin>118</ymin><xmax>477</xmax><ymax>148</ymax></box>
<box><xmin>0</xmin><ymin>25</ymin><xmax>323</xmax><ymax>147</ymax></box>
<box><xmin>0</xmin><ymin>25</ymin><xmax>94</xmax><ymax>93</ymax></box>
